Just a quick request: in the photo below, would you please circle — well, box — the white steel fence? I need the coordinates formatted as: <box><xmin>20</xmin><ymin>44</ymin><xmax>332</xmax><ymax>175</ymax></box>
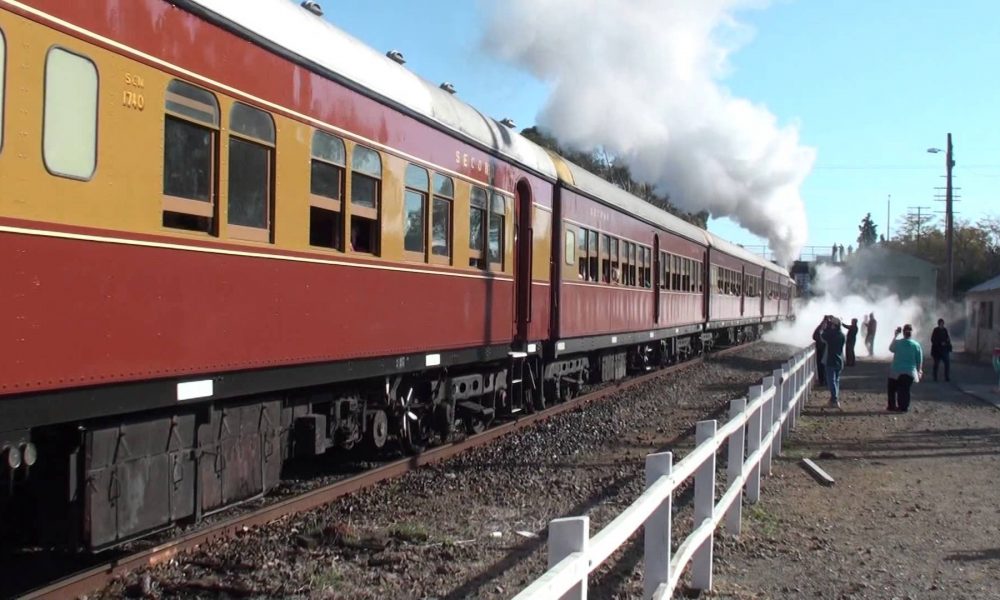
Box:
<box><xmin>512</xmin><ymin>345</ymin><xmax>817</xmax><ymax>600</ymax></box>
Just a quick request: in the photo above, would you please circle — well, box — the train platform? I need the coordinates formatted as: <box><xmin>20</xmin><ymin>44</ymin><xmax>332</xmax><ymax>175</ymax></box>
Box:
<box><xmin>710</xmin><ymin>350</ymin><xmax>1000</xmax><ymax>599</ymax></box>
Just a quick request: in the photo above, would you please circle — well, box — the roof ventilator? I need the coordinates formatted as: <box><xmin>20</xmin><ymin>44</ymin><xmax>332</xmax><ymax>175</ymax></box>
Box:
<box><xmin>386</xmin><ymin>50</ymin><xmax>406</xmax><ymax>65</ymax></box>
<box><xmin>500</xmin><ymin>118</ymin><xmax>516</xmax><ymax>129</ymax></box>
<box><xmin>300</xmin><ymin>1</ymin><xmax>323</xmax><ymax>16</ymax></box>
<box><xmin>439</xmin><ymin>82</ymin><xmax>456</xmax><ymax>94</ymax></box>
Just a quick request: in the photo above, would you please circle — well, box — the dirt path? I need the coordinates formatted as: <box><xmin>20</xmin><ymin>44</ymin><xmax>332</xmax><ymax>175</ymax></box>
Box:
<box><xmin>710</xmin><ymin>351</ymin><xmax>1000</xmax><ymax>600</ymax></box>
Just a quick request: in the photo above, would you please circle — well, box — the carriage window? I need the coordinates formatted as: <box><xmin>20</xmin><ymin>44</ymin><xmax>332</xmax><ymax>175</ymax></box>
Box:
<box><xmin>227</xmin><ymin>102</ymin><xmax>275</xmax><ymax>243</ymax></box>
<box><xmin>578</xmin><ymin>228</ymin><xmax>589</xmax><ymax>279</ymax></box>
<box><xmin>431</xmin><ymin>174</ymin><xmax>452</xmax><ymax>263</ymax></box>
<box><xmin>469</xmin><ymin>186</ymin><xmax>487</xmax><ymax>268</ymax></box>
<box><xmin>588</xmin><ymin>230</ymin><xmax>599</xmax><ymax>282</ymax></box>
<box><xmin>44</xmin><ymin>48</ymin><xmax>98</xmax><ymax>180</ymax></box>
<box><xmin>488</xmin><ymin>193</ymin><xmax>505</xmax><ymax>269</ymax></box>
<box><xmin>659</xmin><ymin>252</ymin><xmax>667</xmax><ymax>290</ymax></box>
<box><xmin>163</xmin><ymin>79</ymin><xmax>219</xmax><ymax>232</ymax></box>
<box><xmin>0</xmin><ymin>30</ymin><xmax>6</xmax><ymax>153</ymax></box>
<box><xmin>601</xmin><ymin>234</ymin><xmax>611</xmax><ymax>283</ymax></box>
<box><xmin>565</xmin><ymin>228</ymin><xmax>576</xmax><ymax>266</ymax></box>
<box><xmin>611</xmin><ymin>238</ymin><xmax>620</xmax><ymax>284</ymax></box>
<box><xmin>309</xmin><ymin>130</ymin><xmax>346</xmax><ymax>249</ymax></box>
<box><xmin>351</xmin><ymin>145</ymin><xmax>381</xmax><ymax>255</ymax></box>
<box><xmin>643</xmin><ymin>247</ymin><xmax>652</xmax><ymax>288</ymax></box>
<box><xmin>620</xmin><ymin>241</ymin><xmax>630</xmax><ymax>286</ymax></box>
<box><xmin>403</xmin><ymin>164</ymin><xmax>428</xmax><ymax>257</ymax></box>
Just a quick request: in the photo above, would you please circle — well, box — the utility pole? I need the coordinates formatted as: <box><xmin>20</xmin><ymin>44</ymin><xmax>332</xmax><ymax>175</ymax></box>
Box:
<box><xmin>945</xmin><ymin>133</ymin><xmax>954</xmax><ymax>299</ymax></box>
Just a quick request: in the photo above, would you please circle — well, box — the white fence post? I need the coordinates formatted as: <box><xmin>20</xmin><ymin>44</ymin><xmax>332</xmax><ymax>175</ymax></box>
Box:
<box><xmin>746</xmin><ymin>385</ymin><xmax>763</xmax><ymax>503</ymax></box>
<box><xmin>771</xmin><ymin>368</ymin><xmax>784</xmax><ymax>457</ymax></box>
<box><xmin>781</xmin><ymin>360</ymin><xmax>799</xmax><ymax>437</ymax></box>
<box><xmin>760</xmin><ymin>376</ymin><xmax>774</xmax><ymax>476</ymax></box>
<box><xmin>692</xmin><ymin>420</ymin><xmax>717</xmax><ymax>591</ymax></box>
<box><xmin>643</xmin><ymin>452</ymin><xmax>672</xmax><ymax>600</ymax></box>
<box><xmin>549</xmin><ymin>517</ymin><xmax>589</xmax><ymax>600</ymax></box>
<box><xmin>725</xmin><ymin>398</ymin><xmax>746</xmax><ymax>536</ymax></box>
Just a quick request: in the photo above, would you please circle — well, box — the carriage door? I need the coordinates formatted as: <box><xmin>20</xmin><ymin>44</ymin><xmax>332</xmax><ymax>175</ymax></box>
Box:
<box><xmin>653</xmin><ymin>235</ymin><xmax>660</xmax><ymax>323</ymax></box>
<box><xmin>514</xmin><ymin>179</ymin><xmax>533</xmax><ymax>346</ymax></box>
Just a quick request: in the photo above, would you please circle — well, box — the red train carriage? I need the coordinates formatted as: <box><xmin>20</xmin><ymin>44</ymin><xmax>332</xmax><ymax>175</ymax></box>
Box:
<box><xmin>0</xmin><ymin>0</ymin><xmax>795</xmax><ymax>551</ymax></box>
<box><xmin>0</xmin><ymin>0</ymin><xmax>555</xmax><ymax>549</ymax></box>
<box><xmin>544</xmin><ymin>158</ymin><xmax>712</xmax><ymax>391</ymax></box>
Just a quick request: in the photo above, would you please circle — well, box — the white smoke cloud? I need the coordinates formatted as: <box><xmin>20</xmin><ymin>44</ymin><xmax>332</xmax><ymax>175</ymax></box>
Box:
<box><xmin>482</xmin><ymin>0</ymin><xmax>814</xmax><ymax>265</ymax></box>
<box><xmin>765</xmin><ymin>263</ymin><xmax>929</xmax><ymax>358</ymax></box>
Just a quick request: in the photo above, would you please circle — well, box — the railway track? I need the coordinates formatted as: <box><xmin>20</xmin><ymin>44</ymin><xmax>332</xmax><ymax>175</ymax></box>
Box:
<box><xmin>19</xmin><ymin>342</ymin><xmax>756</xmax><ymax>600</ymax></box>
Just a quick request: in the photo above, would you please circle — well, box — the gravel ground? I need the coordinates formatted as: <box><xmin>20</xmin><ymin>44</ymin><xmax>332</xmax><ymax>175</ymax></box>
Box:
<box><xmin>709</xmin><ymin>351</ymin><xmax>1000</xmax><ymax>600</ymax></box>
<box><xmin>94</xmin><ymin>342</ymin><xmax>798</xmax><ymax>600</ymax></box>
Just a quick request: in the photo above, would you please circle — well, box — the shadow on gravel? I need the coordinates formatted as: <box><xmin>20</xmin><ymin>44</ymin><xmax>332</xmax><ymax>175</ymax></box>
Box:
<box><xmin>945</xmin><ymin>548</ymin><xmax>1000</xmax><ymax>562</ymax></box>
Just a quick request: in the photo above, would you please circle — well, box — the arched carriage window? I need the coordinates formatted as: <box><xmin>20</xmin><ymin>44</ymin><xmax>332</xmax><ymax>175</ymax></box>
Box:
<box><xmin>163</xmin><ymin>79</ymin><xmax>219</xmax><ymax>232</ymax></box>
<box><xmin>309</xmin><ymin>130</ymin><xmax>346</xmax><ymax>249</ymax></box>
<box><xmin>350</xmin><ymin>144</ymin><xmax>381</xmax><ymax>254</ymax></box>
<box><xmin>227</xmin><ymin>102</ymin><xmax>275</xmax><ymax>242</ymax></box>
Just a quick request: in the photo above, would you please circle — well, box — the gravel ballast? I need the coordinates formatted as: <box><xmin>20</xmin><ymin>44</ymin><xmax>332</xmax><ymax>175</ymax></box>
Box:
<box><xmin>97</xmin><ymin>342</ymin><xmax>800</xmax><ymax>599</ymax></box>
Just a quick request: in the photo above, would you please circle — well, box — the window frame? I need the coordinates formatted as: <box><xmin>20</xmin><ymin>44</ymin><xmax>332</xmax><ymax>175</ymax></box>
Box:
<box><xmin>565</xmin><ymin>227</ymin><xmax>576</xmax><ymax>267</ymax></box>
<box><xmin>600</xmin><ymin>234</ymin><xmax>611</xmax><ymax>284</ymax></box>
<box><xmin>0</xmin><ymin>29</ymin><xmax>6</xmax><ymax>154</ymax></box>
<box><xmin>162</xmin><ymin>79</ymin><xmax>220</xmax><ymax>230</ymax></box>
<box><xmin>430</xmin><ymin>173</ymin><xmax>453</xmax><ymax>265</ymax></box>
<box><xmin>469</xmin><ymin>185</ymin><xmax>488</xmax><ymax>269</ymax></box>
<box><xmin>309</xmin><ymin>129</ymin><xmax>346</xmax><ymax>250</ymax></box>
<box><xmin>349</xmin><ymin>144</ymin><xmax>382</xmax><ymax>255</ymax></box>
<box><xmin>42</xmin><ymin>46</ymin><xmax>99</xmax><ymax>181</ymax></box>
<box><xmin>402</xmin><ymin>163</ymin><xmax>429</xmax><ymax>261</ymax></box>
<box><xmin>488</xmin><ymin>192</ymin><xmax>506</xmax><ymax>271</ymax></box>
<box><xmin>226</xmin><ymin>101</ymin><xmax>275</xmax><ymax>243</ymax></box>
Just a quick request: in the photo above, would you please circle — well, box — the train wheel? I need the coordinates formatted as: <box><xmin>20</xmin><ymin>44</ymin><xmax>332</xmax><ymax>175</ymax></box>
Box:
<box><xmin>367</xmin><ymin>409</ymin><xmax>389</xmax><ymax>451</ymax></box>
<box><xmin>395</xmin><ymin>388</ymin><xmax>427</xmax><ymax>455</ymax></box>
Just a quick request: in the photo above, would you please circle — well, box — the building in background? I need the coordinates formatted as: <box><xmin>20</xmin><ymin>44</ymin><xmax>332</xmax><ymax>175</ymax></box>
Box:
<box><xmin>965</xmin><ymin>274</ymin><xmax>999</xmax><ymax>361</ymax></box>
<box><xmin>841</xmin><ymin>247</ymin><xmax>939</xmax><ymax>300</ymax></box>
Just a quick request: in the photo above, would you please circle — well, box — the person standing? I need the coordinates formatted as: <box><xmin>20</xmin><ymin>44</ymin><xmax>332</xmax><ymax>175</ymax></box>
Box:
<box><xmin>813</xmin><ymin>317</ymin><xmax>828</xmax><ymax>387</ymax></box>
<box><xmin>823</xmin><ymin>318</ymin><xmax>846</xmax><ymax>408</ymax></box>
<box><xmin>930</xmin><ymin>318</ymin><xmax>952</xmax><ymax>382</ymax></box>
<box><xmin>842</xmin><ymin>318</ymin><xmax>859</xmax><ymax>366</ymax></box>
<box><xmin>888</xmin><ymin>324</ymin><xmax>923</xmax><ymax>412</ymax></box>
<box><xmin>865</xmin><ymin>312</ymin><xmax>878</xmax><ymax>357</ymax></box>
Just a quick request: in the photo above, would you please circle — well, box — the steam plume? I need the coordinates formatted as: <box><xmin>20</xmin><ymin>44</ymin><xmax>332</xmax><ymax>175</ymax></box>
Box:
<box><xmin>765</xmin><ymin>263</ymin><xmax>942</xmax><ymax>358</ymax></box>
<box><xmin>483</xmin><ymin>0</ymin><xmax>814</xmax><ymax>264</ymax></box>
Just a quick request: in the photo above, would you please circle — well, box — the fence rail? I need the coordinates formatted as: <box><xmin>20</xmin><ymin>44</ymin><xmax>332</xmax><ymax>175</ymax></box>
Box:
<box><xmin>512</xmin><ymin>345</ymin><xmax>817</xmax><ymax>600</ymax></box>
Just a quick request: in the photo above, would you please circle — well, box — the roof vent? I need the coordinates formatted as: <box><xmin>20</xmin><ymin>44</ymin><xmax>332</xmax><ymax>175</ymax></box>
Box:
<box><xmin>300</xmin><ymin>1</ymin><xmax>323</xmax><ymax>16</ymax></box>
<box><xmin>439</xmin><ymin>82</ymin><xmax>456</xmax><ymax>94</ymax></box>
<box><xmin>500</xmin><ymin>118</ymin><xmax>516</xmax><ymax>129</ymax></box>
<box><xmin>386</xmin><ymin>50</ymin><xmax>406</xmax><ymax>65</ymax></box>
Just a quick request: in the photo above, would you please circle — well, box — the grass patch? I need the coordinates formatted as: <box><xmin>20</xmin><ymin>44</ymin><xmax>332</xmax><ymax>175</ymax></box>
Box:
<box><xmin>745</xmin><ymin>504</ymin><xmax>781</xmax><ymax>537</ymax></box>
<box><xmin>389</xmin><ymin>522</ymin><xmax>430</xmax><ymax>543</ymax></box>
<box><xmin>310</xmin><ymin>564</ymin><xmax>344</xmax><ymax>590</ymax></box>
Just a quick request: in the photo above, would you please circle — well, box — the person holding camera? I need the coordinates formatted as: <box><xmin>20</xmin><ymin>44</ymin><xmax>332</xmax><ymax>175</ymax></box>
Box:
<box><xmin>812</xmin><ymin>317</ymin><xmax>828</xmax><ymax>387</ymax></box>
<box><xmin>888</xmin><ymin>324</ymin><xmax>923</xmax><ymax>412</ymax></box>
<box><xmin>821</xmin><ymin>316</ymin><xmax>846</xmax><ymax>408</ymax></box>
<box><xmin>930</xmin><ymin>318</ymin><xmax>952</xmax><ymax>382</ymax></box>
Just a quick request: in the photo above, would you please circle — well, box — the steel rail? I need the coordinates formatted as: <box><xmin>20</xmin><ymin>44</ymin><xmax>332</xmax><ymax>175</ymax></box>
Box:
<box><xmin>20</xmin><ymin>342</ymin><xmax>755</xmax><ymax>600</ymax></box>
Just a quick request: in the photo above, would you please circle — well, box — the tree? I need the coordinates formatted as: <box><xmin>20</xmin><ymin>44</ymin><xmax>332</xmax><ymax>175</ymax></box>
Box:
<box><xmin>857</xmin><ymin>213</ymin><xmax>878</xmax><ymax>248</ymax></box>
<box><xmin>885</xmin><ymin>214</ymin><xmax>1000</xmax><ymax>295</ymax></box>
<box><xmin>520</xmin><ymin>127</ymin><xmax>709</xmax><ymax>228</ymax></box>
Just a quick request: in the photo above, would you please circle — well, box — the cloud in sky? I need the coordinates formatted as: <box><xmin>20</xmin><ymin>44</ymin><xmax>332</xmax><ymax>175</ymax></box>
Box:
<box><xmin>482</xmin><ymin>0</ymin><xmax>815</xmax><ymax>265</ymax></box>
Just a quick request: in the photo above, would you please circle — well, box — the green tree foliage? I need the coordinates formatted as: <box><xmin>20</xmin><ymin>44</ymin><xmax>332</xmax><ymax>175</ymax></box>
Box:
<box><xmin>521</xmin><ymin>127</ymin><xmax>709</xmax><ymax>228</ymax></box>
<box><xmin>857</xmin><ymin>213</ymin><xmax>878</xmax><ymax>248</ymax></box>
<box><xmin>887</xmin><ymin>214</ymin><xmax>1000</xmax><ymax>294</ymax></box>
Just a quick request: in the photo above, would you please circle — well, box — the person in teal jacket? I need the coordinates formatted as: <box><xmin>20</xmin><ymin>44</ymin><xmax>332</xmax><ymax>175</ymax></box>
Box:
<box><xmin>888</xmin><ymin>324</ymin><xmax>923</xmax><ymax>412</ymax></box>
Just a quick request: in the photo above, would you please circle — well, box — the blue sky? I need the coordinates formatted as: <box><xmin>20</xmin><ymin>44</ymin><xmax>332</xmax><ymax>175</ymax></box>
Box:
<box><xmin>325</xmin><ymin>1</ymin><xmax>1000</xmax><ymax>260</ymax></box>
